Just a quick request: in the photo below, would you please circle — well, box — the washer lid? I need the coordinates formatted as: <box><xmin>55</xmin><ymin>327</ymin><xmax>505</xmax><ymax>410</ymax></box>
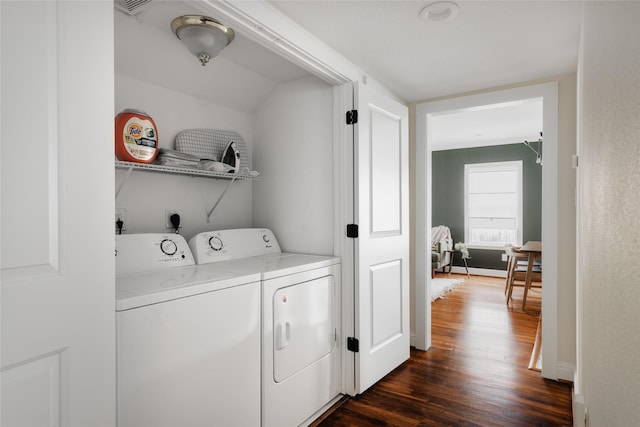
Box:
<box><xmin>116</xmin><ymin>266</ymin><xmax>260</xmax><ymax>311</ymax></box>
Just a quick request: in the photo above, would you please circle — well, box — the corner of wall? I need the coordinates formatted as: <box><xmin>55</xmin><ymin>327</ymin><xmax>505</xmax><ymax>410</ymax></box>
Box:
<box><xmin>573</xmin><ymin>390</ymin><xmax>586</xmax><ymax>427</ymax></box>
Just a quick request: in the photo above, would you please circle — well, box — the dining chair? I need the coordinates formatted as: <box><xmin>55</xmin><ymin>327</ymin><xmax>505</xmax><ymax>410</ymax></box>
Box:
<box><xmin>504</xmin><ymin>246</ymin><xmax>526</xmax><ymax>294</ymax></box>
<box><xmin>505</xmin><ymin>246</ymin><xmax>542</xmax><ymax>309</ymax></box>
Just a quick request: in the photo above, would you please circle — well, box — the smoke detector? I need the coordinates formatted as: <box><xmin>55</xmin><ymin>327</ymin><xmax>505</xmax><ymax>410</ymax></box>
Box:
<box><xmin>419</xmin><ymin>2</ymin><xmax>460</xmax><ymax>22</ymax></box>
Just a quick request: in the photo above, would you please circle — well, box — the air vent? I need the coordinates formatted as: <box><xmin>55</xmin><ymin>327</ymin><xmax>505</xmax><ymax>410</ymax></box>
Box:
<box><xmin>114</xmin><ymin>0</ymin><xmax>153</xmax><ymax>16</ymax></box>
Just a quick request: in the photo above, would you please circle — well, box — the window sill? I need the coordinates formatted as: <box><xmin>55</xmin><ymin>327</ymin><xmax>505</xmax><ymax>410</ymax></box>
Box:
<box><xmin>466</xmin><ymin>244</ymin><xmax>514</xmax><ymax>251</ymax></box>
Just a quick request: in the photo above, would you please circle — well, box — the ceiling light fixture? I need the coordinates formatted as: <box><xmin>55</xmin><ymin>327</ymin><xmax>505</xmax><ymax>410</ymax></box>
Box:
<box><xmin>171</xmin><ymin>15</ymin><xmax>235</xmax><ymax>66</ymax></box>
<box><xmin>419</xmin><ymin>1</ymin><xmax>460</xmax><ymax>22</ymax></box>
<box><xmin>524</xmin><ymin>132</ymin><xmax>543</xmax><ymax>165</ymax></box>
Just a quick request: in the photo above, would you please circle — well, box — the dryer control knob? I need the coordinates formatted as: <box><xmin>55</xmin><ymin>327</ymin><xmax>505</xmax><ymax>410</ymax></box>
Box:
<box><xmin>160</xmin><ymin>239</ymin><xmax>178</xmax><ymax>256</ymax></box>
<box><xmin>208</xmin><ymin>236</ymin><xmax>223</xmax><ymax>252</ymax></box>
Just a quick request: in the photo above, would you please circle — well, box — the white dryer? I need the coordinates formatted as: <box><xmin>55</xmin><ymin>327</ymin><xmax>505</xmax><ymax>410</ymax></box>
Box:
<box><xmin>115</xmin><ymin>233</ymin><xmax>261</xmax><ymax>427</ymax></box>
<box><xmin>189</xmin><ymin>229</ymin><xmax>342</xmax><ymax>427</ymax></box>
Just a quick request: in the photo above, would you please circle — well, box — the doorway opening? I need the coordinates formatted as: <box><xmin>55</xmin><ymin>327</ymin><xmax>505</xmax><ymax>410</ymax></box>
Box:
<box><xmin>414</xmin><ymin>82</ymin><xmax>559</xmax><ymax>380</ymax></box>
<box><xmin>428</xmin><ymin>99</ymin><xmax>543</xmax><ymax>368</ymax></box>
<box><xmin>430</xmin><ymin>98</ymin><xmax>542</xmax><ymax>276</ymax></box>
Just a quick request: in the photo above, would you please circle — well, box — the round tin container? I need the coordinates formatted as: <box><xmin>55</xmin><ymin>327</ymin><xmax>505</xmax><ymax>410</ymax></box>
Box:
<box><xmin>115</xmin><ymin>109</ymin><xmax>158</xmax><ymax>163</ymax></box>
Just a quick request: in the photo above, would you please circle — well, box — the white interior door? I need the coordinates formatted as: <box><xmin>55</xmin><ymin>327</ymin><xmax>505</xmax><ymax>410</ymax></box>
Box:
<box><xmin>1</xmin><ymin>2</ymin><xmax>115</xmax><ymax>425</ymax></box>
<box><xmin>343</xmin><ymin>82</ymin><xmax>410</xmax><ymax>394</ymax></box>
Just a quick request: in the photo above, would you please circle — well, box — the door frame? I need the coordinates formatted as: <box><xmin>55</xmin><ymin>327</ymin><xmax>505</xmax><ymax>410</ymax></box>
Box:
<box><xmin>414</xmin><ymin>82</ymin><xmax>560</xmax><ymax>380</ymax></box>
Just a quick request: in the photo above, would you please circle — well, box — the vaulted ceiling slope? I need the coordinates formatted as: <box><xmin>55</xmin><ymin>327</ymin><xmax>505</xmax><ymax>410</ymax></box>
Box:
<box><xmin>115</xmin><ymin>1</ymin><xmax>311</xmax><ymax>113</ymax></box>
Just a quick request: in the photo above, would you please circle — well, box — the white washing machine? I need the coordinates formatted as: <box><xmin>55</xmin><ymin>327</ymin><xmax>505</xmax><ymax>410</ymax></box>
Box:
<box><xmin>115</xmin><ymin>233</ymin><xmax>261</xmax><ymax>427</ymax></box>
<box><xmin>189</xmin><ymin>229</ymin><xmax>342</xmax><ymax>427</ymax></box>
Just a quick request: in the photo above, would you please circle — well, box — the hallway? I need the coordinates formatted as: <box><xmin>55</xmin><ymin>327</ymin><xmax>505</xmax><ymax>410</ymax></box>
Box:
<box><xmin>316</xmin><ymin>275</ymin><xmax>573</xmax><ymax>426</ymax></box>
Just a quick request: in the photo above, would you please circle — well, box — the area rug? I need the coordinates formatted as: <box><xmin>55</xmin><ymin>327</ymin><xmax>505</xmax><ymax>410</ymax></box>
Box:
<box><xmin>431</xmin><ymin>278</ymin><xmax>464</xmax><ymax>302</ymax></box>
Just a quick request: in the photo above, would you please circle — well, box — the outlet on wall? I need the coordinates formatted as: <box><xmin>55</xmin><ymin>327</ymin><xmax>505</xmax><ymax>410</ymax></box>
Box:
<box><xmin>501</xmin><ymin>253</ymin><xmax>508</xmax><ymax>262</ymax></box>
<box><xmin>115</xmin><ymin>208</ymin><xmax>126</xmax><ymax>233</ymax></box>
<box><xmin>165</xmin><ymin>210</ymin><xmax>182</xmax><ymax>230</ymax></box>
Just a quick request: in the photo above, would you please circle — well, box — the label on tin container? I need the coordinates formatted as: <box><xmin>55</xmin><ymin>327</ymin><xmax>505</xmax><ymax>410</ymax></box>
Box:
<box><xmin>122</xmin><ymin>117</ymin><xmax>157</xmax><ymax>161</ymax></box>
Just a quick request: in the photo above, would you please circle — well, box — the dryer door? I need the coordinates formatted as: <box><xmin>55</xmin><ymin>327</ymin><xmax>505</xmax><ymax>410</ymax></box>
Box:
<box><xmin>272</xmin><ymin>276</ymin><xmax>334</xmax><ymax>382</ymax></box>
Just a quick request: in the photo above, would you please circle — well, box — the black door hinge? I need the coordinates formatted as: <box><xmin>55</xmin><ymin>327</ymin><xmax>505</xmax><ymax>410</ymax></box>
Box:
<box><xmin>347</xmin><ymin>337</ymin><xmax>359</xmax><ymax>353</ymax></box>
<box><xmin>346</xmin><ymin>109</ymin><xmax>358</xmax><ymax>125</ymax></box>
<box><xmin>346</xmin><ymin>224</ymin><xmax>359</xmax><ymax>238</ymax></box>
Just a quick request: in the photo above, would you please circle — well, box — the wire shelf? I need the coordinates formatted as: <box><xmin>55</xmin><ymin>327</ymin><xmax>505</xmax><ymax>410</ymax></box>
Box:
<box><xmin>115</xmin><ymin>161</ymin><xmax>260</xmax><ymax>180</ymax></box>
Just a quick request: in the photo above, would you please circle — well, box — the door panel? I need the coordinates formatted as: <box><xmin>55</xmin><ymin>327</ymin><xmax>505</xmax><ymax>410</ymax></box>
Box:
<box><xmin>1</xmin><ymin>352</ymin><xmax>62</xmax><ymax>427</ymax></box>
<box><xmin>370</xmin><ymin>108</ymin><xmax>402</xmax><ymax>235</ymax></box>
<box><xmin>350</xmin><ymin>82</ymin><xmax>410</xmax><ymax>394</ymax></box>
<box><xmin>1</xmin><ymin>2</ymin><xmax>115</xmax><ymax>425</ymax></box>
<box><xmin>370</xmin><ymin>260</ymin><xmax>403</xmax><ymax>349</ymax></box>
<box><xmin>0</xmin><ymin>1</ymin><xmax>58</xmax><ymax>280</ymax></box>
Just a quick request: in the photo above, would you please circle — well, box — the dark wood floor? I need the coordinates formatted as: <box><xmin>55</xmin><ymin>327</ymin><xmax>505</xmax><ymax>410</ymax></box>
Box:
<box><xmin>315</xmin><ymin>274</ymin><xmax>573</xmax><ymax>426</ymax></box>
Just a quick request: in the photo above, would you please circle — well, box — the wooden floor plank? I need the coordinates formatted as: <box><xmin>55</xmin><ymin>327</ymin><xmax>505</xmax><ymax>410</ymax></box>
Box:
<box><xmin>314</xmin><ymin>274</ymin><xmax>573</xmax><ymax>426</ymax></box>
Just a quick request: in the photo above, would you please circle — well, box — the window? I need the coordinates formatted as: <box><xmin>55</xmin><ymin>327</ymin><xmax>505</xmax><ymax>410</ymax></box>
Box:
<box><xmin>464</xmin><ymin>161</ymin><xmax>522</xmax><ymax>249</ymax></box>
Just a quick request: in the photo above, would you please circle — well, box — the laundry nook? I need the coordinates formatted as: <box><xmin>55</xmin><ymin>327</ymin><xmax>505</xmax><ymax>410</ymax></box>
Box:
<box><xmin>109</xmin><ymin>0</ymin><xmax>408</xmax><ymax>425</ymax></box>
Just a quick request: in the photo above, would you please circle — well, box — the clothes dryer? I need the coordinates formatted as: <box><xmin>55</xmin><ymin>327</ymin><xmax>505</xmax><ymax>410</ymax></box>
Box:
<box><xmin>189</xmin><ymin>228</ymin><xmax>342</xmax><ymax>427</ymax></box>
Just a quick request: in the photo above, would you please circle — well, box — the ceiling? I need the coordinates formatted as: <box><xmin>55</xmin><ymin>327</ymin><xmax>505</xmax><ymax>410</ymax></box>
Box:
<box><xmin>115</xmin><ymin>0</ymin><xmax>582</xmax><ymax>148</ymax></box>
<box><xmin>266</xmin><ymin>0</ymin><xmax>581</xmax><ymax>149</ymax></box>
<box><xmin>430</xmin><ymin>98</ymin><xmax>543</xmax><ymax>151</ymax></box>
<box><xmin>267</xmin><ymin>0</ymin><xmax>583</xmax><ymax>102</ymax></box>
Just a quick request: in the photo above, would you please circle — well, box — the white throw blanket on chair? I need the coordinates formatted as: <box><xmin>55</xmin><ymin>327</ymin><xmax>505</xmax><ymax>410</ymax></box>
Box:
<box><xmin>432</xmin><ymin>225</ymin><xmax>452</xmax><ymax>248</ymax></box>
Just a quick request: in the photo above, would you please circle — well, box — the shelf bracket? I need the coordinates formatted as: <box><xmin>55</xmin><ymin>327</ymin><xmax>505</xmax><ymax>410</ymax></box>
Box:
<box><xmin>115</xmin><ymin>166</ymin><xmax>134</xmax><ymax>200</ymax></box>
<box><xmin>206</xmin><ymin>173</ymin><xmax>239</xmax><ymax>223</ymax></box>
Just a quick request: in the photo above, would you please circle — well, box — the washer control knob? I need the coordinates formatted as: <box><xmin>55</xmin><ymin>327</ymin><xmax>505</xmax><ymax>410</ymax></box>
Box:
<box><xmin>160</xmin><ymin>239</ymin><xmax>178</xmax><ymax>256</ymax></box>
<box><xmin>263</xmin><ymin>234</ymin><xmax>270</xmax><ymax>243</ymax></box>
<box><xmin>208</xmin><ymin>236</ymin><xmax>223</xmax><ymax>252</ymax></box>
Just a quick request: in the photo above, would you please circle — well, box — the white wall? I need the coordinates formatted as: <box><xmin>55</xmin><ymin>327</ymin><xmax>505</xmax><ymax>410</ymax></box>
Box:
<box><xmin>115</xmin><ymin>74</ymin><xmax>254</xmax><ymax>239</ymax></box>
<box><xmin>578</xmin><ymin>2</ymin><xmax>640</xmax><ymax>424</ymax></box>
<box><xmin>252</xmin><ymin>76</ymin><xmax>334</xmax><ymax>255</ymax></box>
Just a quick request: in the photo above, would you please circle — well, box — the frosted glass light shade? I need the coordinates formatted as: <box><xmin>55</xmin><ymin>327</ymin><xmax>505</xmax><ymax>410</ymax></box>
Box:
<box><xmin>171</xmin><ymin>15</ymin><xmax>234</xmax><ymax>66</ymax></box>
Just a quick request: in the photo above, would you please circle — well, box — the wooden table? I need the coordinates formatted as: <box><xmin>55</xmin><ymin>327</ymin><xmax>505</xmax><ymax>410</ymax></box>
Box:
<box><xmin>519</xmin><ymin>241</ymin><xmax>542</xmax><ymax>309</ymax></box>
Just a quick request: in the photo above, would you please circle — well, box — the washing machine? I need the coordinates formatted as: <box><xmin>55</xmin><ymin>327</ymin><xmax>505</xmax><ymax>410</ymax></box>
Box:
<box><xmin>189</xmin><ymin>228</ymin><xmax>342</xmax><ymax>427</ymax></box>
<box><xmin>115</xmin><ymin>233</ymin><xmax>261</xmax><ymax>427</ymax></box>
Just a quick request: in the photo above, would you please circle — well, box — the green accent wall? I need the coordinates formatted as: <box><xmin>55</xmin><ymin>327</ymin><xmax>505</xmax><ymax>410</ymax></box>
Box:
<box><xmin>432</xmin><ymin>143</ymin><xmax>542</xmax><ymax>271</ymax></box>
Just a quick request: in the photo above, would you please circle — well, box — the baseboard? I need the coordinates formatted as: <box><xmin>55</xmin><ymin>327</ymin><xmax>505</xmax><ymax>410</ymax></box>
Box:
<box><xmin>557</xmin><ymin>362</ymin><xmax>575</xmax><ymax>382</ymax></box>
<box><xmin>303</xmin><ymin>394</ymin><xmax>348</xmax><ymax>427</ymax></box>
<box><xmin>410</xmin><ymin>331</ymin><xmax>419</xmax><ymax>348</ymax></box>
<box><xmin>448</xmin><ymin>266</ymin><xmax>507</xmax><ymax>278</ymax></box>
<box><xmin>409</xmin><ymin>332</ymin><xmax>432</xmax><ymax>350</ymax></box>
<box><xmin>572</xmin><ymin>390</ymin><xmax>586</xmax><ymax>427</ymax></box>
